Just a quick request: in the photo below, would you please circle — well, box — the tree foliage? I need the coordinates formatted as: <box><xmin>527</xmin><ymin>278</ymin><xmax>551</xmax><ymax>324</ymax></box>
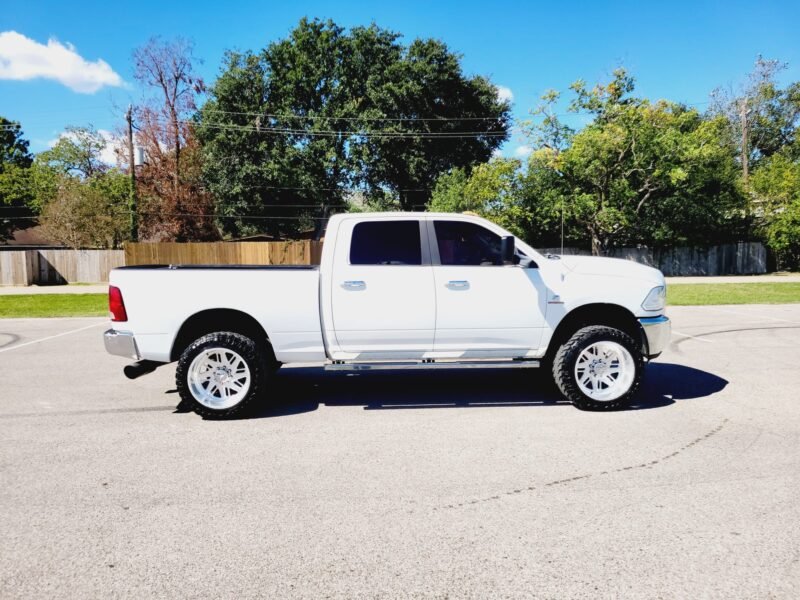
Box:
<box><xmin>38</xmin><ymin>126</ymin><xmax>111</xmax><ymax>179</ymax></box>
<box><xmin>434</xmin><ymin>71</ymin><xmax>747</xmax><ymax>255</ymax></box>
<box><xmin>29</xmin><ymin>126</ymin><xmax>131</xmax><ymax>248</ymax></box>
<box><xmin>752</xmin><ymin>148</ymin><xmax>800</xmax><ymax>269</ymax></box>
<box><xmin>0</xmin><ymin>117</ymin><xmax>35</xmax><ymax>239</ymax></box>
<box><xmin>199</xmin><ymin>18</ymin><xmax>510</xmax><ymax>238</ymax></box>
<box><xmin>132</xmin><ymin>37</ymin><xmax>216</xmax><ymax>241</ymax></box>
<box><xmin>429</xmin><ymin>158</ymin><xmax>528</xmax><ymax>236</ymax></box>
<box><xmin>39</xmin><ymin>175</ymin><xmax>129</xmax><ymax>249</ymax></box>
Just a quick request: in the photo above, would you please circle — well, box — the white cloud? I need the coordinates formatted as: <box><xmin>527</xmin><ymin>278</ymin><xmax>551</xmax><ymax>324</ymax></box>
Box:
<box><xmin>514</xmin><ymin>145</ymin><xmax>533</xmax><ymax>158</ymax></box>
<box><xmin>0</xmin><ymin>31</ymin><xmax>123</xmax><ymax>93</ymax></box>
<box><xmin>496</xmin><ymin>85</ymin><xmax>514</xmax><ymax>103</ymax></box>
<box><xmin>98</xmin><ymin>130</ymin><xmax>125</xmax><ymax>165</ymax></box>
<box><xmin>491</xmin><ymin>148</ymin><xmax>504</xmax><ymax>159</ymax></box>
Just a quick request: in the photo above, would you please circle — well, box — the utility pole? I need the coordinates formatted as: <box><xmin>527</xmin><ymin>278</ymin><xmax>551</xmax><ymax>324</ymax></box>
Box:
<box><xmin>740</xmin><ymin>99</ymin><xmax>749</xmax><ymax>186</ymax></box>
<box><xmin>126</xmin><ymin>105</ymin><xmax>138</xmax><ymax>242</ymax></box>
<box><xmin>739</xmin><ymin>98</ymin><xmax>752</xmax><ymax>241</ymax></box>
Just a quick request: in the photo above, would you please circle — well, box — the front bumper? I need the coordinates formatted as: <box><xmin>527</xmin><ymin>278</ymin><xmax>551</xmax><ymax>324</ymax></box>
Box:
<box><xmin>104</xmin><ymin>329</ymin><xmax>140</xmax><ymax>360</ymax></box>
<box><xmin>638</xmin><ymin>315</ymin><xmax>671</xmax><ymax>358</ymax></box>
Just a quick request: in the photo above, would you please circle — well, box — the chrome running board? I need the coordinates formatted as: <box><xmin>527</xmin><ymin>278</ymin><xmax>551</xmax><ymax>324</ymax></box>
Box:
<box><xmin>324</xmin><ymin>359</ymin><xmax>540</xmax><ymax>372</ymax></box>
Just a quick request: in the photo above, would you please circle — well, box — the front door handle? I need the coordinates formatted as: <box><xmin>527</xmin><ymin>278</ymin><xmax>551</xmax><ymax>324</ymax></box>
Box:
<box><xmin>446</xmin><ymin>280</ymin><xmax>470</xmax><ymax>289</ymax></box>
<box><xmin>342</xmin><ymin>280</ymin><xmax>366</xmax><ymax>290</ymax></box>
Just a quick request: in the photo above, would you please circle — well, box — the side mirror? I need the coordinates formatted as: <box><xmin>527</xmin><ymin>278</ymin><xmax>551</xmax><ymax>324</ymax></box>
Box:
<box><xmin>500</xmin><ymin>236</ymin><xmax>517</xmax><ymax>265</ymax></box>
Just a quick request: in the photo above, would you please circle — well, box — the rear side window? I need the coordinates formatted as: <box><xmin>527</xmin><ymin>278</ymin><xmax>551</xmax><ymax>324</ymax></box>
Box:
<box><xmin>434</xmin><ymin>220</ymin><xmax>503</xmax><ymax>266</ymax></box>
<box><xmin>350</xmin><ymin>221</ymin><xmax>422</xmax><ymax>265</ymax></box>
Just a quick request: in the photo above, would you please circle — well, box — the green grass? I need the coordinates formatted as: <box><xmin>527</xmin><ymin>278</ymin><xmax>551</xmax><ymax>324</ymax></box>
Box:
<box><xmin>0</xmin><ymin>294</ymin><xmax>107</xmax><ymax>318</ymax></box>
<box><xmin>668</xmin><ymin>283</ymin><xmax>800</xmax><ymax>305</ymax></box>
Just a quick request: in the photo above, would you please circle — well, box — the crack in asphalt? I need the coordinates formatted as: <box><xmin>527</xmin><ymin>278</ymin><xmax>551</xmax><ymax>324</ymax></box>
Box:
<box><xmin>436</xmin><ymin>418</ymin><xmax>729</xmax><ymax>511</ymax></box>
<box><xmin>669</xmin><ymin>325</ymin><xmax>800</xmax><ymax>352</ymax></box>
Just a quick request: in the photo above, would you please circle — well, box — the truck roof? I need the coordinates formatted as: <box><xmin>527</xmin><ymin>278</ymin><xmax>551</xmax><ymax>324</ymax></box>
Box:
<box><xmin>328</xmin><ymin>211</ymin><xmax>485</xmax><ymax>220</ymax></box>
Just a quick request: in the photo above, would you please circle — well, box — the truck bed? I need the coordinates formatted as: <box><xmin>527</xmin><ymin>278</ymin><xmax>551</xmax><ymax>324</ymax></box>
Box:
<box><xmin>110</xmin><ymin>265</ymin><xmax>326</xmax><ymax>363</ymax></box>
<box><xmin>116</xmin><ymin>264</ymin><xmax>319</xmax><ymax>270</ymax></box>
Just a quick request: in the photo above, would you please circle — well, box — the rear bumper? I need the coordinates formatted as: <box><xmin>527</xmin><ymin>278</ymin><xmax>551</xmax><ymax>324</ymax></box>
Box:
<box><xmin>638</xmin><ymin>315</ymin><xmax>671</xmax><ymax>358</ymax></box>
<box><xmin>104</xmin><ymin>329</ymin><xmax>140</xmax><ymax>360</ymax></box>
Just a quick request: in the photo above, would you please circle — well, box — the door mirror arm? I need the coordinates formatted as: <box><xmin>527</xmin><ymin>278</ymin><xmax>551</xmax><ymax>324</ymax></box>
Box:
<box><xmin>500</xmin><ymin>236</ymin><xmax>516</xmax><ymax>265</ymax></box>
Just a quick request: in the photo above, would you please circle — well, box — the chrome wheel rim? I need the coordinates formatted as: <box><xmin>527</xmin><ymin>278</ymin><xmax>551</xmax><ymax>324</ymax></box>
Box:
<box><xmin>574</xmin><ymin>341</ymin><xmax>635</xmax><ymax>401</ymax></box>
<box><xmin>188</xmin><ymin>347</ymin><xmax>251</xmax><ymax>409</ymax></box>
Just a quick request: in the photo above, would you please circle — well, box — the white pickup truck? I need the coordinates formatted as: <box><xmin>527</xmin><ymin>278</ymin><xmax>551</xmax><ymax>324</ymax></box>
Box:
<box><xmin>104</xmin><ymin>212</ymin><xmax>670</xmax><ymax>417</ymax></box>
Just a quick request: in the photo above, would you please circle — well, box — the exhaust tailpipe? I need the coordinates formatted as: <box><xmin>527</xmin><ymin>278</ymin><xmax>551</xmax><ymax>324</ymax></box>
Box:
<box><xmin>123</xmin><ymin>360</ymin><xmax>160</xmax><ymax>380</ymax></box>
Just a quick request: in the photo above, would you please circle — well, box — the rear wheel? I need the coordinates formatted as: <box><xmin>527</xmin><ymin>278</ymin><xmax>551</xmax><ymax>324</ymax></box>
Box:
<box><xmin>553</xmin><ymin>325</ymin><xmax>643</xmax><ymax>410</ymax></box>
<box><xmin>176</xmin><ymin>331</ymin><xmax>267</xmax><ymax>418</ymax></box>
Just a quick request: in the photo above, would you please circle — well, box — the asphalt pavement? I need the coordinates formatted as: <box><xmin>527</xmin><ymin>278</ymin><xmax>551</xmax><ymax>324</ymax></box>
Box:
<box><xmin>0</xmin><ymin>305</ymin><xmax>799</xmax><ymax>598</ymax></box>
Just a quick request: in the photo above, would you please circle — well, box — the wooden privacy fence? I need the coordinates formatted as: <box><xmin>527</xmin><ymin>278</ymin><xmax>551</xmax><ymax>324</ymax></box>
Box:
<box><xmin>539</xmin><ymin>242</ymin><xmax>767</xmax><ymax>276</ymax></box>
<box><xmin>124</xmin><ymin>241</ymin><xmax>324</xmax><ymax>267</ymax></box>
<box><xmin>0</xmin><ymin>241</ymin><xmax>768</xmax><ymax>285</ymax></box>
<box><xmin>0</xmin><ymin>249</ymin><xmax>125</xmax><ymax>285</ymax></box>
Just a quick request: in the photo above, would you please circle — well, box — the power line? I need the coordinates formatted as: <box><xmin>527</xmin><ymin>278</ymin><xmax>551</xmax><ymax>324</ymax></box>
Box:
<box><xmin>179</xmin><ymin>121</ymin><xmax>510</xmax><ymax>138</ymax></box>
<box><xmin>199</xmin><ymin>107</ymin><xmax>511</xmax><ymax>122</ymax></box>
<box><xmin>0</xmin><ymin>100</ymin><xmax>717</xmax><ymax>133</ymax></box>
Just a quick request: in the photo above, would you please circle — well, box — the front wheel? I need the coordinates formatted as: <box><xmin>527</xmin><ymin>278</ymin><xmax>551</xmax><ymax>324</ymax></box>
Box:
<box><xmin>175</xmin><ymin>331</ymin><xmax>266</xmax><ymax>418</ymax></box>
<box><xmin>553</xmin><ymin>325</ymin><xmax>644</xmax><ymax>411</ymax></box>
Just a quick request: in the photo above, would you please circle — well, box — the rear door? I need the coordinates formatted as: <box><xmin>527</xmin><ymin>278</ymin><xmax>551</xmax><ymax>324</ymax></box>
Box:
<box><xmin>429</xmin><ymin>219</ymin><xmax>547</xmax><ymax>355</ymax></box>
<box><xmin>330</xmin><ymin>218</ymin><xmax>435</xmax><ymax>356</ymax></box>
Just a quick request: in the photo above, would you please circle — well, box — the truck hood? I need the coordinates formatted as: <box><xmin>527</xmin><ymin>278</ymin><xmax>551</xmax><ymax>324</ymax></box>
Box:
<box><xmin>557</xmin><ymin>254</ymin><xmax>664</xmax><ymax>284</ymax></box>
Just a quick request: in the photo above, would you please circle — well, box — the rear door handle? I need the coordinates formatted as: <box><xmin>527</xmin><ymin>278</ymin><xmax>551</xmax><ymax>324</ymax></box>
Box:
<box><xmin>342</xmin><ymin>280</ymin><xmax>366</xmax><ymax>290</ymax></box>
<box><xmin>446</xmin><ymin>280</ymin><xmax>470</xmax><ymax>289</ymax></box>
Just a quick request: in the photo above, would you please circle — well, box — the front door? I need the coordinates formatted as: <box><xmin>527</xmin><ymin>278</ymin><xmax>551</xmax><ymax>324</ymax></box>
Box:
<box><xmin>330</xmin><ymin>218</ymin><xmax>435</xmax><ymax>356</ymax></box>
<box><xmin>430</xmin><ymin>219</ymin><xmax>547</xmax><ymax>356</ymax></box>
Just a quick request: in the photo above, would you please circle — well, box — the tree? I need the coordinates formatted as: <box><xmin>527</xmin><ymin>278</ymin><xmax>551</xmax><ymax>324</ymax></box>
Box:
<box><xmin>352</xmin><ymin>36</ymin><xmax>510</xmax><ymax>210</ymax></box>
<box><xmin>39</xmin><ymin>176</ymin><xmax>129</xmax><ymax>248</ymax></box>
<box><xmin>132</xmin><ymin>37</ymin><xmax>216</xmax><ymax>241</ymax></box>
<box><xmin>133</xmin><ymin>37</ymin><xmax>204</xmax><ymax>190</ymax></box>
<box><xmin>522</xmin><ymin>90</ymin><xmax>573</xmax><ymax>155</ymax></box>
<box><xmin>198</xmin><ymin>18</ymin><xmax>510</xmax><ymax>238</ymax></box>
<box><xmin>429</xmin><ymin>158</ymin><xmax>528</xmax><ymax>236</ymax></box>
<box><xmin>712</xmin><ymin>57</ymin><xmax>800</xmax><ymax>267</ymax></box>
<box><xmin>524</xmin><ymin>70</ymin><xmax>744</xmax><ymax>254</ymax></box>
<box><xmin>0</xmin><ymin>117</ymin><xmax>35</xmax><ymax>239</ymax></box>
<box><xmin>709</xmin><ymin>57</ymin><xmax>800</xmax><ymax>182</ymax></box>
<box><xmin>0</xmin><ymin>117</ymin><xmax>32</xmax><ymax>170</ymax></box>
<box><xmin>27</xmin><ymin>125</ymin><xmax>132</xmax><ymax>248</ymax></box>
<box><xmin>37</xmin><ymin>126</ymin><xmax>111</xmax><ymax>178</ymax></box>
<box><xmin>752</xmin><ymin>148</ymin><xmax>800</xmax><ymax>269</ymax></box>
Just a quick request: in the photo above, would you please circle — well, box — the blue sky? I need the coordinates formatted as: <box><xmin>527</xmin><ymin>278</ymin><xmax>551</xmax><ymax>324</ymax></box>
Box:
<box><xmin>2</xmin><ymin>0</ymin><xmax>799</xmax><ymax>157</ymax></box>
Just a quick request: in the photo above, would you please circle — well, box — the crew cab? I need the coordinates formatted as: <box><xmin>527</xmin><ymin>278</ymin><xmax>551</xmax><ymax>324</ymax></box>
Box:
<box><xmin>104</xmin><ymin>212</ymin><xmax>670</xmax><ymax>417</ymax></box>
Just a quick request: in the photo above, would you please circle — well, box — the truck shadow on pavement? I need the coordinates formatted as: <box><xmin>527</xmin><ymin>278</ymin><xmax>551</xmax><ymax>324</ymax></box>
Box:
<box><xmin>181</xmin><ymin>362</ymin><xmax>729</xmax><ymax>419</ymax></box>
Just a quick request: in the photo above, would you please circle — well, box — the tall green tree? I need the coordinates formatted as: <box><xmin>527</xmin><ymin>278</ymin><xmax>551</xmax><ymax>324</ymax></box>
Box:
<box><xmin>37</xmin><ymin>126</ymin><xmax>110</xmax><ymax>179</ymax></box>
<box><xmin>0</xmin><ymin>117</ymin><xmax>35</xmax><ymax>239</ymax></box>
<box><xmin>429</xmin><ymin>158</ymin><xmax>528</xmax><ymax>236</ymax></box>
<box><xmin>31</xmin><ymin>126</ymin><xmax>130</xmax><ymax>248</ymax></box>
<box><xmin>429</xmin><ymin>71</ymin><xmax>747</xmax><ymax>254</ymax></box>
<box><xmin>752</xmin><ymin>147</ymin><xmax>800</xmax><ymax>269</ymax></box>
<box><xmin>523</xmin><ymin>70</ymin><xmax>744</xmax><ymax>254</ymax></box>
<box><xmin>39</xmin><ymin>174</ymin><xmax>130</xmax><ymax>249</ymax></box>
<box><xmin>709</xmin><ymin>57</ymin><xmax>799</xmax><ymax>181</ymax></box>
<box><xmin>198</xmin><ymin>18</ymin><xmax>510</xmax><ymax>238</ymax></box>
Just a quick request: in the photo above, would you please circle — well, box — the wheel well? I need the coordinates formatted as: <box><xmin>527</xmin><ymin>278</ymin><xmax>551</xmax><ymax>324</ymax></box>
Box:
<box><xmin>546</xmin><ymin>304</ymin><xmax>646</xmax><ymax>359</ymax></box>
<box><xmin>171</xmin><ymin>309</ymin><xmax>274</xmax><ymax>362</ymax></box>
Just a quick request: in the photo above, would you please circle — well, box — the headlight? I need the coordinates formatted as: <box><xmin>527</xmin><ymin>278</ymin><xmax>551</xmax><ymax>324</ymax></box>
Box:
<box><xmin>642</xmin><ymin>286</ymin><xmax>666</xmax><ymax>311</ymax></box>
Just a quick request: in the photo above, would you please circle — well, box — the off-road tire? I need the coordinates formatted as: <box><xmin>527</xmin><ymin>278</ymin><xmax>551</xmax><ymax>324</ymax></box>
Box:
<box><xmin>553</xmin><ymin>325</ymin><xmax>643</xmax><ymax>411</ymax></box>
<box><xmin>176</xmin><ymin>331</ymin><xmax>266</xmax><ymax>419</ymax></box>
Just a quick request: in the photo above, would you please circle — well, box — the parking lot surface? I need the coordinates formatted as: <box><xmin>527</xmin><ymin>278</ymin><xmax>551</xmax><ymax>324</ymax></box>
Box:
<box><xmin>1</xmin><ymin>305</ymin><xmax>799</xmax><ymax>598</ymax></box>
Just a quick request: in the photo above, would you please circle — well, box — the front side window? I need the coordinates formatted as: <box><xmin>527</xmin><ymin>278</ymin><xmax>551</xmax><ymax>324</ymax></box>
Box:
<box><xmin>350</xmin><ymin>221</ymin><xmax>422</xmax><ymax>265</ymax></box>
<box><xmin>434</xmin><ymin>221</ymin><xmax>502</xmax><ymax>266</ymax></box>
